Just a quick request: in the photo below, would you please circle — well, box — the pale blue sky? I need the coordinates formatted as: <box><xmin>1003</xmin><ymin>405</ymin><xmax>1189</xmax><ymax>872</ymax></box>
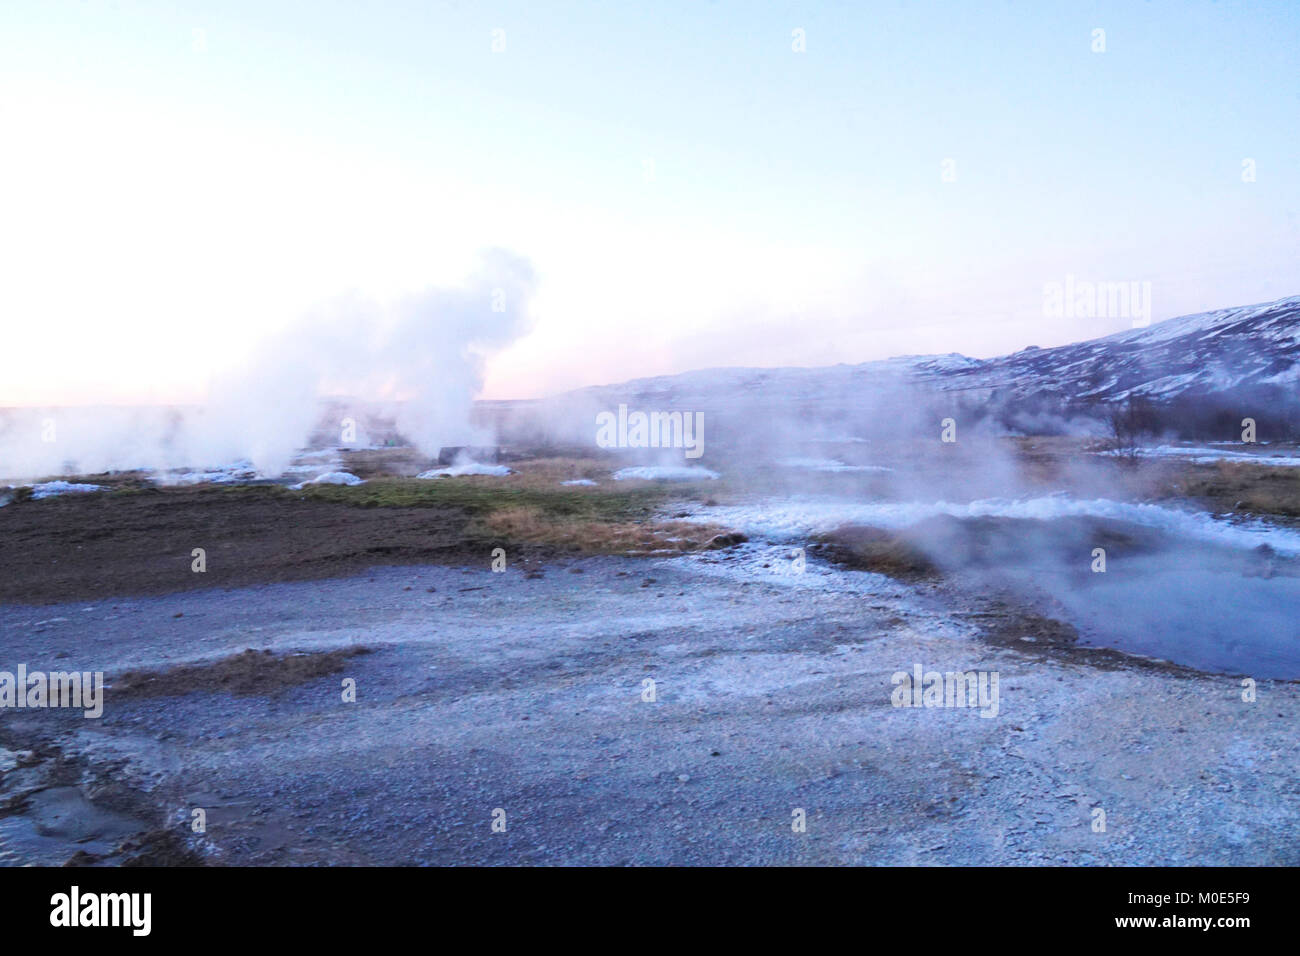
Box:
<box><xmin>2</xmin><ymin>1</ymin><xmax>1297</xmax><ymax>403</ymax></box>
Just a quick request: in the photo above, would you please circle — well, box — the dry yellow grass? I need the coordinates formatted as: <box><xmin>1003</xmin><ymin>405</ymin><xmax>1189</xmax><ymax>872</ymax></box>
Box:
<box><xmin>479</xmin><ymin>505</ymin><xmax>734</xmax><ymax>554</ymax></box>
<box><xmin>507</xmin><ymin>457</ymin><xmax>610</xmax><ymax>484</ymax></box>
<box><xmin>1158</xmin><ymin>459</ymin><xmax>1300</xmax><ymax>517</ymax></box>
<box><xmin>813</xmin><ymin>526</ymin><xmax>941</xmax><ymax>581</ymax></box>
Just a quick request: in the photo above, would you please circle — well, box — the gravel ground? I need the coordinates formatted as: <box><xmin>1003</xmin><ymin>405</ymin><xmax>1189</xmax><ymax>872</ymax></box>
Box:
<box><xmin>1</xmin><ymin>548</ymin><xmax>1296</xmax><ymax>865</ymax></box>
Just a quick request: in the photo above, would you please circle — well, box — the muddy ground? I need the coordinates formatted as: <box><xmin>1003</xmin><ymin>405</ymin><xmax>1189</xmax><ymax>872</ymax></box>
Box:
<box><xmin>0</xmin><ymin>485</ymin><xmax>554</xmax><ymax>604</ymax></box>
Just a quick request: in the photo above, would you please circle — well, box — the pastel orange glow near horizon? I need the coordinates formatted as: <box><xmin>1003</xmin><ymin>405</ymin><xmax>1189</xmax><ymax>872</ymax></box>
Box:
<box><xmin>2</xmin><ymin>1</ymin><xmax>1297</xmax><ymax>408</ymax></box>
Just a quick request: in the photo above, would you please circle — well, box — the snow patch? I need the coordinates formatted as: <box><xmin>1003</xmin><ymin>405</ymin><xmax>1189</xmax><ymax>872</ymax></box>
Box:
<box><xmin>778</xmin><ymin>458</ymin><xmax>892</xmax><ymax>473</ymax></box>
<box><xmin>418</xmin><ymin>463</ymin><xmax>512</xmax><ymax>478</ymax></box>
<box><xmin>28</xmin><ymin>481</ymin><xmax>103</xmax><ymax>499</ymax></box>
<box><xmin>290</xmin><ymin>471</ymin><xmax>366</xmax><ymax>489</ymax></box>
<box><xmin>613</xmin><ymin>465</ymin><xmax>719</xmax><ymax>482</ymax></box>
<box><xmin>1099</xmin><ymin>445</ymin><xmax>1300</xmax><ymax>467</ymax></box>
<box><xmin>157</xmin><ymin>460</ymin><xmax>264</xmax><ymax>485</ymax></box>
<box><xmin>671</xmin><ymin>542</ymin><xmax>898</xmax><ymax>594</ymax></box>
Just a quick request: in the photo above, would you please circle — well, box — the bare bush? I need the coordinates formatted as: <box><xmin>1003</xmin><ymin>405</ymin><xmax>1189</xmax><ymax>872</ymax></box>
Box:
<box><xmin>1106</xmin><ymin>395</ymin><xmax>1159</xmax><ymax>460</ymax></box>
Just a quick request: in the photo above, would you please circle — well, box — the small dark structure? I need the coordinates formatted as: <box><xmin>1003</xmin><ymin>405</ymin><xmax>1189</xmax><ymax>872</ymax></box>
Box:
<box><xmin>436</xmin><ymin>446</ymin><xmax>501</xmax><ymax>466</ymax></box>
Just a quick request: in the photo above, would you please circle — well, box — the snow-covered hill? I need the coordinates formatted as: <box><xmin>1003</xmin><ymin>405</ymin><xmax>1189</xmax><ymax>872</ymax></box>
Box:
<box><xmin>935</xmin><ymin>294</ymin><xmax>1300</xmax><ymax>403</ymax></box>
<box><xmin>568</xmin><ymin>295</ymin><xmax>1300</xmax><ymax>411</ymax></box>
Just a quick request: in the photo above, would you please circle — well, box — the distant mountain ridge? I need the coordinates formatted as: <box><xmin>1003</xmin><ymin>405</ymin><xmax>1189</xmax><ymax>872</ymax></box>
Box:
<box><xmin>572</xmin><ymin>295</ymin><xmax>1300</xmax><ymax>406</ymax></box>
<box><xmin>924</xmin><ymin>294</ymin><xmax>1300</xmax><ymax>404</ymax></box>
<box><xmin>557</xmin><ymin>295</ymin><xmax>1300</xmax><ymax>439</ymax></box>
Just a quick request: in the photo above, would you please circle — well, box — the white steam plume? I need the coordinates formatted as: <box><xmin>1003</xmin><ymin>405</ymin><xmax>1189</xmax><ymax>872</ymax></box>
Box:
<box><xmin>0</xmin><ymin>249</ymin><xmax>537</xmax><ymax>481</ymax></box>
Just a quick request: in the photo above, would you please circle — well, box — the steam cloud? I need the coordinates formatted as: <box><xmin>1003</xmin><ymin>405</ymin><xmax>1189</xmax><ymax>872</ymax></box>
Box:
<box><xmin>0</xmin><ymin>249</ymin><xmax>537</xmax><ymax>481</ymax></box>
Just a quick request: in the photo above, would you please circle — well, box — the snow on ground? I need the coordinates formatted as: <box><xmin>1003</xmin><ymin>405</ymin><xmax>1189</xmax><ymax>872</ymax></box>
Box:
<box><xmin>671</xmin><ymin>541</ymin><xmax>901</xmax><ymax>595</ymax></box>
<box><xmin>613</xmin><ymin>465</ymin><xmax>720</xmax><ymax>481</ymax></box>
<box><xmin>1</xmin><ymin>481</ymin><xmax>103</xmax><ymax>507</ymax></box>
<box><xmin>157</xmin><ymin>460</ymin><xmax>265</xmax><ymax>485</ymax></box>
<box><xmin>811</xmin><ymin>435</ymin><xmax>872</xmax><ymax>444</ymax></box>
<box><xmin>155</xmin><ymin>448</ymin><xmax>343</xmax><ymax>485</ymax></box>
<box><xmin>290</xmin><ymin>472</ymin><xmax>366</xmax><ymax>489</ymax></box>
<box><xmin>680</xmin><ymin>494</ymin><xmax>1300</xmax><ymax>555</ymax></box>
<box><xmin>778</xmin><ymin>457</ymin><xmax>892</xmax><ymax>473</ymax></box>
<box><xmin>561</xmin><ymin>478</ymin><xmax>597</xmax><ymax>486</ymax></box>
<box><xmin>417</xmin><ymin>462</ymin><xmax>513</xmax><ymax>478</ymax></box>
<box><xmin>29</xmin><ymin>481</ymin><xmax>103</xmax><ymax>499</ymax></box>
<box><xmin>1100</xmin><ymin>445</ymin><xmax>1300</xmax><ymax>466</ymax></box>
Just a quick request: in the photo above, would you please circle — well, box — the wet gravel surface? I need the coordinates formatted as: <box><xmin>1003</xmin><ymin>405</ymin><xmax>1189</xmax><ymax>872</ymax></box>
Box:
<box><xmin>2</xmin><ymin>554</ymin><xmax>1297</xmax><ymax>865</ymax></box>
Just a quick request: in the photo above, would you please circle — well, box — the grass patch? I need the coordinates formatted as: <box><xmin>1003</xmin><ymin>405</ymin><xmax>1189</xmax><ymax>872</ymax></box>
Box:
<box><xmin>479</xmin><ymin>505</ymin><xmax>735</xmax><ymax>554</ymax></box>
<box><xmin>290</xmin><ymin>475</ymin><xmax>670</xmax><ymax>519</ymax></box>
<box><xmin>812</xmin><ymin>526</ymin><xmax>941</xmax><ymax>581</ymax></box>
<box><xmin>263</xmin><ymin>468</ymin><xmax>739</xmax><ymax>555</ymax></box>
<box><xmin>1157</xmin><ymin>460</ymin><xmax>1300</xmax><ymax>518</ymax></box>
<box><xmin>222</xmin><ymin>475</ymin><xmax>741</xmax><ymax>556</ymax></box>
<box><xmin>111</xmin><ymin>647</ymin><xmax>372</xmax><ymax>699</ymax></box>
<box><xmin>283</xmin><ymin>458</ymin><xmax>730</xmax><ymax>526</ymax></box>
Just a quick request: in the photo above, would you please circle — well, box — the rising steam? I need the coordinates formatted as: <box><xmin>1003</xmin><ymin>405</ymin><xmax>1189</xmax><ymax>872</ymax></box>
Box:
<box><xmin>0</xmin><ymin>250</ymin><xmax>537</xmax><ymax>481</ymax></box>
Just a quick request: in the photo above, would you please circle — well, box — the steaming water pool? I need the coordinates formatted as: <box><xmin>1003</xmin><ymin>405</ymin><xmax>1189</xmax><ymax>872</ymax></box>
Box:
<box><xmin>685</xmin><ymin>495</ymin><xmax>1300</xmax><ymax>555</ymax></box>
<box><xmin>1010</xmin><ymin>560</ymin><xmax>1300</xmax><ymax>678</ymax></box>
<box><xmin>681</xmin><ymin>495</ymin><xmax>1300</xmax><ymax>678</ymax></box>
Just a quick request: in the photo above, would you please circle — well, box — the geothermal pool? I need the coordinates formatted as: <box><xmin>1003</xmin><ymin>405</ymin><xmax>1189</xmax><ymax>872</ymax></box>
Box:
<box><xmin>683</xmin><ymin>495</ymin><xmax>1300</xmax><ymax>678</ymax></box>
